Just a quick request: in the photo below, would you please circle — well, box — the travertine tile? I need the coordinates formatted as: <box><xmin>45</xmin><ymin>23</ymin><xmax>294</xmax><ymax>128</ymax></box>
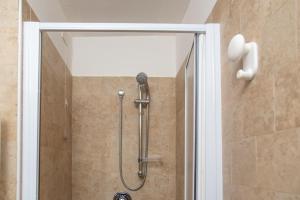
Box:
<box><xmin>72</xmin><ymin>77</ymin><xmax>176</xmax><ymax>200</ymax></box>
<box><xmin>0</xmin><ymin>0</ymin><xmax>19</xmax><ymax>199</ymax></box>
<box><xmin>222</xmin><ymin>141</ymin><xmax>232</xmax><ymax>185</ymax></box>
<box><xmin>256</xmin><ymin>129</ymin><xmax>300</xmax><ymax>194</ymax></box>
<box><xmin>242</xmin><ymin>96</ymin><xmax>274</xmax><ymax>137</ymax></box>
<box><xmin>264</xmin><ymin>0</ymin><xmax>300</xmax><ymax>131</ymax></box>
<box><xmin>240</xmin><ymin>0</ymin><xmax>264</xmax><ymax>41</ymax></box>
<box><xmin>230</xmin><ymin>186</ymin><xmax>276</xmax><ymax>200</ymax></box>
<box><xmin>221</xmin><ymin>100</ymin><xmax>243</xmax><ymax>143</ymax></box>
<box><xmin>221</xmin><ymin>92</ymin><xmax>274</xmax><ymax>142</ymax></box>
<box><xmin>223</xmin><ymin>183</ymin><xmax>232</xmax><ymax>200</ymax></box>
<box><xmin>39</xmin><ymin>23</ymin><xmax>72</xmax><ymax>200</ymax></box>
<box><xmin>261</xmin><ymin>0</ymin><xmax>291</xmax><ymax>17</ymax></box>
<box><xmin>231</xmin><ymin>137</ymin><xmax>256</xmax><ymax>186</ymax></box>
<box><xmin>0</xmin><ymin>29</ymin><xmax>18</xmax><ymax>65</ymax></box>
<box><xmin>274</xmin><ymin>192</ymin><xmax>300</xmax><ymax>200</ymax></box>
<box><xmin>208</xmin><ymin>0</ymin><xmax>300</xmax><ymax>198</ymax></box>
<box><xmin>0</xmin><ymin>140</ymin><xmax>17</xmax><ymax>200</ymax></box>
<box><xmin>0</xmin><ymin>0</ymin><xmax>18</xmax><ymax>28</ymax></box>
<box><xmin>176</xmin><ymin>107</ymin><xmax>184</xmax><ymax>200</ymax></box>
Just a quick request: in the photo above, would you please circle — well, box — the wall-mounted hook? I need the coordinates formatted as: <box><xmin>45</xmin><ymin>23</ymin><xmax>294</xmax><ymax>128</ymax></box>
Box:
<box><xmin>228</xmin><ymin>34</ymin><xmax>258</xmax><ymax>80</ymax></box>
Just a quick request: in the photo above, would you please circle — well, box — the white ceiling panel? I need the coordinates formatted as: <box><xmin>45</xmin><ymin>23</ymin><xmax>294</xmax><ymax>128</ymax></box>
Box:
<box><xmin>59</xmin><ymin>0</ymin><xmax>190</xmax><ymax>23</ymax></box>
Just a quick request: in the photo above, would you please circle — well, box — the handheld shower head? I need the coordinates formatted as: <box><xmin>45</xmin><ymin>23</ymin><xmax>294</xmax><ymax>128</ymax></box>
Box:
<box><xmin>136</xmin><ymin>72</ymin><xmax>150</xmax><ymax>98</ymax></box>
<box><xmin>136</xmin><ymin>72</ymin><xmax>148</xmax><ymax>85</ymax></box>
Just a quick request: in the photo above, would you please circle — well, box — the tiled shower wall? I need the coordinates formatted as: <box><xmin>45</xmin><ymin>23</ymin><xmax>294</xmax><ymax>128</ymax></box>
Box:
<box><xmin>39</xmin><ymin>34</ymin><xmax>72</xmax><ymax>200</ymax></box>
<box><xmin>0</xmin><ymin>0</ymin><xmax>19</xmax><ymax>199</ymax></box>
<box><xmin>207</xmin><ymin>0</ymin><xmax>300</xmax><ymax>198</ymax></box>
<box><xmin>72</xmin><ymin>77</ymin><xmax>176</xmax><ymax>200</ymax></box>
<box><xmin>23</xmin><ymin>2</ymin><xmax>73</xmax><ymax>200</ymax></box>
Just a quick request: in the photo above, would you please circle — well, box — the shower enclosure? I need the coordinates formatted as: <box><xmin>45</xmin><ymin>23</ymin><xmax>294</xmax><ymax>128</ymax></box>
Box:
<box><xmin>20</xmin><ymin>22</ymin><xmax>222</xmax><ymax>200</ymax></box>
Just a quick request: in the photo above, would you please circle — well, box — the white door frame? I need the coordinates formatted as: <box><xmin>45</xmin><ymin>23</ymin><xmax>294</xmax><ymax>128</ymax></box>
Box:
<box><xmin>20</xmin><ymin>22</ymin><xmax>222</xmax><ymax>200</ymax></box>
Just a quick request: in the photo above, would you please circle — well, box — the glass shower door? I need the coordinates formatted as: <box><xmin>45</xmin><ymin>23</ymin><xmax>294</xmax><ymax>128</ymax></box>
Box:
<box><xmin>185</xmin><ymin>45</ymin><xmax>195</xmax><ymax>200</ymax></box>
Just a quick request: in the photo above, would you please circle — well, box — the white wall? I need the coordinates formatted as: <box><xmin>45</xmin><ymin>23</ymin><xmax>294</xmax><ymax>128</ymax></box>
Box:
<box><xmin>72</xmin><ymin>36</ymin><xmax>177</xmax><ymax>77</ymax></box>
<box><xmin>176</xmin><ymin>0</ymin><xmax>217</xmax><ymax>72</ymax></box>
<box><xmin>27</xmin><ymin>0</ymin><xmax>218</xmax><ymax>75</ymax></box>
<box><xmin>26</xmin><ymin>0</ymin><xmax>72</xmax><ymax>68</ymax></box>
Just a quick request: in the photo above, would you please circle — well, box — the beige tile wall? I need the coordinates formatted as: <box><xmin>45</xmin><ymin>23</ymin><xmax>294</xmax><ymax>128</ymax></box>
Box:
<box><xmin>23</xmin><ymin>1</ymin><xmax>38</xmax><ymax>22</ymax></box>
<box><xmin>72</xmin><ymin>77</ymin><xmax>176</xmax><ymax>200</ymax></box>
<box><xmin>0</xmin><ymin>0</ymin><xmax>19</xmax><ymax>199</ymax></box>
<box><xmin>39</xmin><ymin>33</ymin><xmax>72</xmax><ymax>200</ymax></box>
<box><xmin>207</xmin><ymin>0</ymin><xmax>300</xmax><ymax>199</ymax></box>
<box><xmin>23</xmin><ymin>2</ymin><xmax>72</xmax><ymax>200</ymax></box>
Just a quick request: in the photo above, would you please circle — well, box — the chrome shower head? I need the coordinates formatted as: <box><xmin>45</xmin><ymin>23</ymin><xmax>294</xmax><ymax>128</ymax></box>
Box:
<box><xmin>136</xmin><ymin>72</ymin><xmax>148</xmax><ymax>85</ymax></box>
<box><xmin>136</xmin><ymin>72</ymin><xmax>150</xmax><ymax>98</ymax></box>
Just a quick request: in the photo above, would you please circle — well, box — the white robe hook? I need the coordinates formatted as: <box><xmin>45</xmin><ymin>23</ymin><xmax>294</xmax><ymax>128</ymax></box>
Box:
<box><xmin>228</xmin><ymin>34</ymin><xmax>258</xmax><ymax>80</ymax></box>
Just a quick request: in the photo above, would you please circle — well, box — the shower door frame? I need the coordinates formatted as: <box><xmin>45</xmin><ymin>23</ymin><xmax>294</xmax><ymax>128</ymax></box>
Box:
<box><xmin>20</xmin><ymin>22</ymin><xmax>222</xmax><ymax>200</ymax></box>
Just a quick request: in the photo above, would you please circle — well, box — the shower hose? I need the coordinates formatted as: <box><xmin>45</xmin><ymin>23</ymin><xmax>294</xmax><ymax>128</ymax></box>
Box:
<box><xmin>118</xmin><ymin>96</ymin><xmax>150</xmax><ymax>191</ymax></box>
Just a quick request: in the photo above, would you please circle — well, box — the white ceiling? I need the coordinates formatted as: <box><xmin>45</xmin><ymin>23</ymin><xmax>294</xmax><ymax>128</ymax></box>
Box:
<box><xmin>59</xmin><ymin>0</ymin><xmax>190</xmax><ymax>23</ymax></box>
<box><xmin>27</xmin><ymin>0</ymin><xmax>194</xmax><ymax>67</ymax></box>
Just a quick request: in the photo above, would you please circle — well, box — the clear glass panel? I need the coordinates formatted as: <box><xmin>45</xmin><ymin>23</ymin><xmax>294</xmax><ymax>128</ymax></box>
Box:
<box><xmin>39</xmin><ymin>31</ymin><xmax>192</xmax><ymax>200</ymax></box>
<box><xmin>39</xmin><ymin>32</ymin><xmax>72</xmax><ymax>200</ymax></box>
<box><xmin>185</xmin><ymin>46</ymin><xmax>195</xmax><ymax>200</ymax></box>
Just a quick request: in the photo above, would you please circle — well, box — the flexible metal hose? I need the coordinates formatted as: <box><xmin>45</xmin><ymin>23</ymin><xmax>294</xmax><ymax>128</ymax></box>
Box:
<box><xmin>118</xmin><ymin>95</ymin><xmax>150</xmax><ymax>191</ymax></box>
